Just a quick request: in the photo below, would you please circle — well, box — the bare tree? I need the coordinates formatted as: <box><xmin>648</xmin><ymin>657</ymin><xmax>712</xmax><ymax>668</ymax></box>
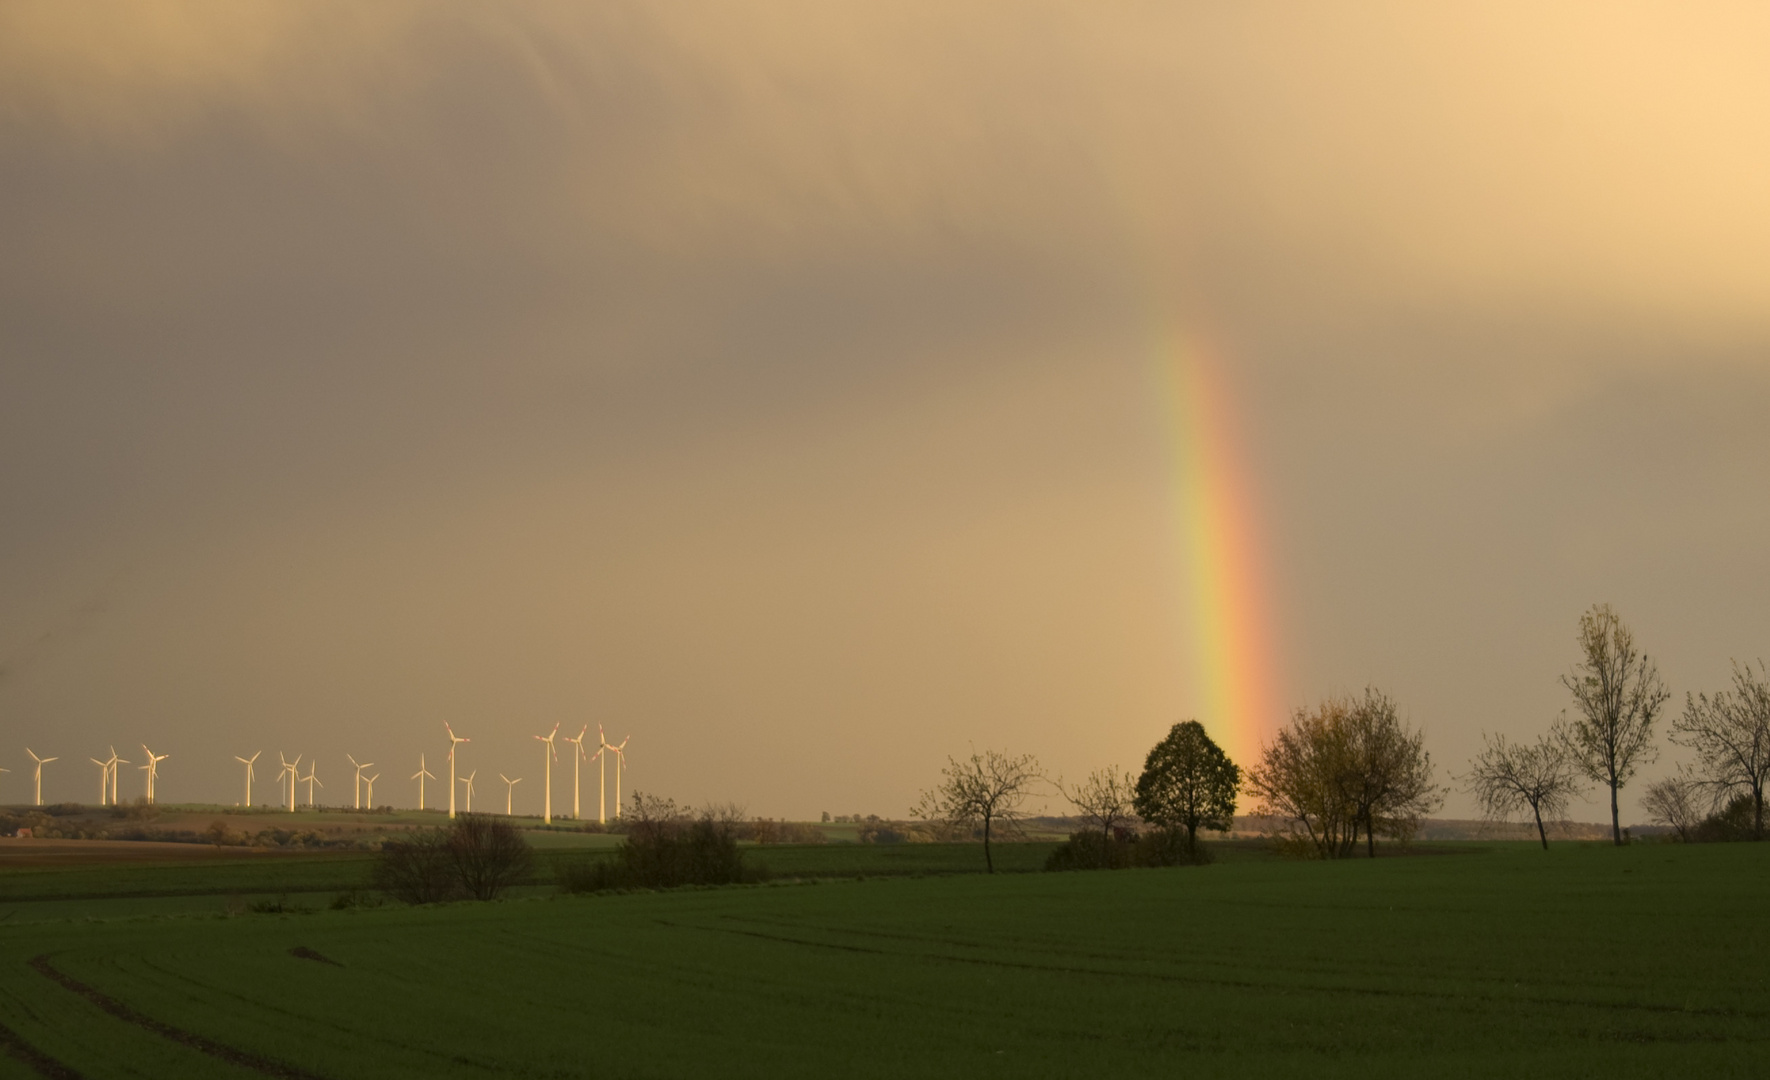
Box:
<box><xmin>913</xmin><ymin>748</ymin><xmax>1041</xmax><ymax>872</ymax></box>
<box><xmin>1641</xmin><ymin>774</ymin><xmax>1704</xmax><ymax>842</ymax></box>
<box><xmin>1561</xmin><ymin>604</ymin><xmax>1669</xmax><ymax>846</ymax></box>
<box><xmin>1061</xmin><ymin>766</ymin><xmax>1137</xmax><ymax>844</ymax></box>
<box><xmin>1464</xmin><ymin>725</ymin><xmax>1583</xmax><ymax>849</ymax></box>
<box><xmin>1673</xmin><ymin>660</ymin><xmax>1770</xmax><ymax>840</ymax></box>
<box><xmin>1133</xmin><ymin>721</ymin><xmax>1240</xmax><ymax>856</ymax></box>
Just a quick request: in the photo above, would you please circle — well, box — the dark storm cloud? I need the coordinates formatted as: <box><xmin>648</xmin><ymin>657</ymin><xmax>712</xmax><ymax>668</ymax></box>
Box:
<box><xmin>2</xmin><ymin>2</ymin><xmax>1768</xmax><ymax>818</ymax></box>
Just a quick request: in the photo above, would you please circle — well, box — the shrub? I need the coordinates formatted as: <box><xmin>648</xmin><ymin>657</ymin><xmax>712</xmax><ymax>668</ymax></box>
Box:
<box><xmin>1693</xmin><ymin>794</ymin><xmax>1759</xmax><ymax>843</ymax></box>
<box><xmin>372</xmin><ymin>815</ymin><xmax>534</xmax><ymax>904</ymax></box>
<box><xmin>373</xmin><ymin>830</ymin><xmax>459</xmax><ymax>904</ymax></box>
<box><xmin>1044</xmin><ymin>830</ymin><xmax>1134</xmax><ymax>871</ymax></box>
<box><xmin>557</xmin><ymin>793</ymin><xmax>758</xmax><ymax>893</ymax></box>
<box><xmin>1044</xmin><ymin>827</ymin><xmax>1212</xmax><ymax>871</ymax></box>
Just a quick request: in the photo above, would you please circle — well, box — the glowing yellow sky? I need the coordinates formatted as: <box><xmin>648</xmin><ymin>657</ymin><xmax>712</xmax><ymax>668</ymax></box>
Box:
<box><xmin>2</xmin><ymin>3</ymin><xmax>1768</xmax><ymax>817</ymax></box>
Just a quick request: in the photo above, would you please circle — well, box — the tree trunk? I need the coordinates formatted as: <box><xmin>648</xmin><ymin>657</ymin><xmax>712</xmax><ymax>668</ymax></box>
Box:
<box><xmin>1755</xmin><ymin>789</ymin><xmax>1764</xmax><ymax>842</ymax></box>
<box><xmin>1609</xmin><ymin>781</ymin><xmax>1622</xmax><ymax>846</ymax></box>
<box><xmin>1365</xmin><ymin>812</ymin><xmax>1376</xmax><ymax>858</ymax></box>
<box><xmin>983</xmin><ymin>813</ymin><xmax>994</xmax><ymax>873</ymax></box>
<box><xmin>1185</xmin><ymin>820</ymin><xmax>1198</xmax><ymax>860</ymax></box>
<box><xmin>1532</xmin><ymin>803</ymin><xmax>1548</xmax><ymax>850</ymax></box>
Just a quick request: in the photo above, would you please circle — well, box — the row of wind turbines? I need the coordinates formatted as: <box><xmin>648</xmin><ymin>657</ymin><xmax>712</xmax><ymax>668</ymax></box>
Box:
<box><xmin>11</xmin><ymin>724</ymin><xmax>631</xmax><ymax>825</ymax></box>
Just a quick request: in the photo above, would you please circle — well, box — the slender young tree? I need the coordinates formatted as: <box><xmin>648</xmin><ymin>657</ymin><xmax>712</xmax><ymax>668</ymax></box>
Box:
<box><xmin>1061</xmin><ymin>766</ymin><xmax>1138</xmax><ymax>844</ymax></box>
<box><xmin>1133</xmin><ymin>721</ymin><xmax>1239</xmax><ymax>857</ymax></box>
<box><xmin>1560</xmin><ymin>604</ymin><xmax>1668</xmax><ymax>846</ymax></box>
<box><xmin>914</xmin><ymin>749</ymin><xmax>1041</xmax><ymax>873</ymax></box>
<box><xmin>1464</xmin><ymin>725</ymin><xmax>1583</xmax><ymax>849</ymax></box>
<box><xmin>1673</xmin><ymin>660</ymin><xmax>1770</xmax><ymax>840</ymax></box>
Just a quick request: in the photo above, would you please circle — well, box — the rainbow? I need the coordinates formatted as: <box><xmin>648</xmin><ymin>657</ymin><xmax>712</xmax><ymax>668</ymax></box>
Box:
<box><xmin>1153</xmin><ymin>334</ymin><xmax>1280</xmax><ymax>769</ymax></box>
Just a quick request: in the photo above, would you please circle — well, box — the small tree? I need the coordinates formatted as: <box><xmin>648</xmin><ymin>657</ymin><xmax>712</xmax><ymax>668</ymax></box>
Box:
<box><xmin>448</xmin><ymin>814</ymin><xmax>534</xmax><ymax>901</ymax></box>
<box><xmin>913</xmin><ymin>749</ymin><xmax>1041</xmax><ymax>873</ymax></box>
<box><xmin>373</xmin><ymin>829</ymin><xmax>458</xmax><ymax>904</ymax></box>
<box><xmin>1061</xmin><ymin>766</ymin><xmax>1138</xmax><ymax>843</ymax></box>
<box><xmin>1641</xmin><ymin>774</ymin><xmax>1703</xmax><ymax>842</ymax></box>
<box><xmin>1673</xmin><ymin>660</ymin><xmax>1770</xmax><ymax>841</ymax></box>
<box><xmin>1133</xmin><ymin>721</ymin><xmax>1239</xmax><ymax>857</ymax></box>
<box><xmin>1340</xmin><ymin>689</ymin><xmax>1441</xmax><ymax>855</ymax></box>
<box><xmin>1464</xmin><ymin>725</ymin><xmax>1583</xmax><ymax>849</ymax></box>
<box><xmin>1561</xmin><ymin>604</ymin><xmax>1668</xmax><ymax>846</ymax></box>
<box><xmin>1249</xmin><ymin>690</ymin><xmax>1439</xmax><ymax>859</ymax></box>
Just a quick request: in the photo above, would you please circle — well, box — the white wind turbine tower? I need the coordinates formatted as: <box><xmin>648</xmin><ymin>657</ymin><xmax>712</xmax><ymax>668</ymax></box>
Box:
<box><xmin>412</xmin><ymin>754</ymin><xmax>436</xmax><ymax>811</ymax></box>
<box><xmin>460</xmin><ymin>769</ymin><xmax>477</xmax><ymax>812</ymax></box>
<box><xmin>0</xmin><ymin>764</ymin><xmax>8</xmax><ymax>801</ymax></box>
<box><xmin>563</xmin><ymin>726</ymin><xmax>590</xmax><ymax>819</ymax></box>
<box><xmin>363</xmin><ymin>772</ymin><xmax>380</xmax><ymax>808</ymax></box>
<box><xmin>347</xmin><ymin>755</ymin><xmax>373</xmax><ymax>811</ymax></box>
<box><xmin>235</xmin><ymin>751</ymin><xmax>261</xmax><ymax>806</ymax></box>
<box><xmin>90</xmin><ymin>757</ymin><xmax>109</xmax><ymax>805</ymax></box>
<box><xmin>139</xmin><ymin>746</ymin><xmax>169</xmax><ymax>804</ymax></box>
<box><xmin>109</xmin><ymin>747</ymin><xmax>128</xmax><ymax>805</ymax></box>
<box><xmin>500</xmin><ymin>773</ymin><xmax>522</xmax><ymax>816</ymax></box>
<box><xmin>445</xmin><ymin>723</ymin><xmax>470</xmax><ymax>819</ymax></box>
<box><xmin>277</xmin><ymin>753</ymin><xmax>301</xmax><ymax>813</ymax></box>
<box><xmin>598</xmin><ymin>727</ymin><xmax>631</xmax><ymax>820</ymax></box>
<box><xmin>26</xmin><ymin>749</ymin><xmax>57</xmax><ymax>806</ymax></box>
<box><xmin>301</xmin><ymin>760</ymin><xmax>322</xmax><ymax>807</ymax></box>
<box><xmin>534</xmin><ymin>724</ymin><xmax>559</xmax><ymax>825</ymax></box>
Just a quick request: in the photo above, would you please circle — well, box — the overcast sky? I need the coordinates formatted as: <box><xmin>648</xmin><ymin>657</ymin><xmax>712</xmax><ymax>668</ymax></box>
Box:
<box><xmin>3</xmin><ymin>2</ymin><xmax>1768</xmax><ymax>820</ymax></box>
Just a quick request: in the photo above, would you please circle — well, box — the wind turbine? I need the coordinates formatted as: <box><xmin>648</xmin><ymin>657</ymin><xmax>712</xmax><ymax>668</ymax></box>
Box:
<box><xmin>363</xmin><ymin>772</ymin><xmax>380</xmax><ymax>808</ymax></box>
<box><xmin>104</xmin><ymin>747</ymin><xmax>128</xmax><ymax>805</ymax></box>
<box><xmin>534</xmin><ymin>724</ymin><xmax>559</xmax><ymax>825</ymax></box>
<box><xmin>26</xmin><ymin>749</ymin><xmax>56</xmax><ymax>806</ymax></box>
<box><xmin>139</xmin><ymin>746</ymin><xmax>169</xmax><ymax>804</ymax></box>
<box><xmin>347</xmin><ymin>755</ymin><xmax>373</xmax><ymax>811</ymax></box>
<box><xmin>460</xmin><ymin>769</ymin><xmax>477</xmax><ymax>812</ymax></box>
<box><xmin>412</xmin><ymin>754</ymin><xmax>436</xmax><ymax>810</ymax></box>
<box><xmin>91</xmin><ymin>757</ymin><xmax>109</xmax><ymax>805</ymax></box>
<box><xmin>235</xmin><ymin>751</ymin><xmax>261</xmax><ymax>806</ymax></box>
<box><xmin>500</xmin><ymin>773</ymin><xmax>522</xmax><ymax>816</ymax></box>
<box><xmin>277</xmin><ymin>753</ymin><xmax>301</xmax><ymax>812</ymax></box>
<box><xmin>563</xmin><ymin>726</ymin><xmax>590</xmax><ymax>819</ymax></box>
<box><xmin>599</xmin><ymin>726</ymin><xmax>630</xmax><ymax>821</ymax></box>
<box><xmin>445</xmin><ymin>723</ymin><xmax>470</xmax><ymax>819</ymax></box>
<box><xmin>301</xmin><ymin>760</ymin><xmax>322</xmax><ymax>807</ymax></box>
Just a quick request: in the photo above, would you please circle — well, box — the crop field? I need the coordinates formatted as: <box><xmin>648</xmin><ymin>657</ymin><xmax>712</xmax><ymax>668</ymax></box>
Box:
<box><xmin>0</xmin><ymin>841</ymin><xmax>1765</xmax><ymax>1079</ymax></box>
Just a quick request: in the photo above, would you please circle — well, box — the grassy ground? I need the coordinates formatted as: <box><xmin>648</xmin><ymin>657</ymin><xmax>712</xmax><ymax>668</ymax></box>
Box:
<box><xmin>0</xmin><ymin>840</ymin><xmax>1763</xmax><ymax>1078</ymax></box>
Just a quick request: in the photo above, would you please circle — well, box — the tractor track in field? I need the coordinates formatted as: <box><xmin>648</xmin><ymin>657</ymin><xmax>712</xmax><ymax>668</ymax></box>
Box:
<box><xmin>0</xmin><ymin>1018</ymin><xmax>84</xmax><ymax>1079</ymax></box>
<box><xmin>28</xmin><ymin>954</ymin><xmax>330</xmax><ymax>1080</ymax></box>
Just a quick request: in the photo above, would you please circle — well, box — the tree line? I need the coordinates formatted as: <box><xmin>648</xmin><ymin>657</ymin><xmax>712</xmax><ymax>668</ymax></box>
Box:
<box><xmin>921</xmin><ymin>602</ymin><xmax>1769</xmax><ymax>867</ymax></box>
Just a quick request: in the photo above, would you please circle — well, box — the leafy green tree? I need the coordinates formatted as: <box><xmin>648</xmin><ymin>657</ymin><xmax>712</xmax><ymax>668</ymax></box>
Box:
<box><xmin>1133</xmin><ymin>721</ymin><xmax>1240</xmax><ymax>856</ymax></box>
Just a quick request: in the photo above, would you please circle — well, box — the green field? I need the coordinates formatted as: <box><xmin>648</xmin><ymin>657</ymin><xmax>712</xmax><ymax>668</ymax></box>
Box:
<box><xmin>0</xmin><ymin>840</ymin><xmax>1764</xmax><ymax>1078</ymax></box>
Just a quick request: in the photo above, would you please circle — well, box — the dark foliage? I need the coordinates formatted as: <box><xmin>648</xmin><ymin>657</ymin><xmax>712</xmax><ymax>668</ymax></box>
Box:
<box><xmin>373</xmin><ymin>829</ymin><xmax>460</xmax><ymax>904</ymax></box>
<box><xmin>373</xmin><ymin>814</ymin><xmax>533</xmax><ymax>904</ymax></box>
<box><xmin>1693</xmin><ymin>794</ymin><xmax>1761</xmax><ymax>843</ymax></box>
<box><xmin>448</xmin><ymin>814</ymin><xmax>535</xmax><ymax>900</ymax></box>
<box><xmin>1044</xmin><ymin>827</ymin><xmax>1212</xmax><ymax>871</ymax></box>
<box><xmin>557</xmin><ymin>792</ymin><xmax>759</xmax><ymax>892</ymax></box>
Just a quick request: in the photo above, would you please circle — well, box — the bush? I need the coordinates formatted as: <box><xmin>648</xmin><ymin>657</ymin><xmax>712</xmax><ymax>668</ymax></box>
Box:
<box><xmin>557</xmin><ymin>793</ymin><xmax>759</xmax><ymax>893</ymax></box>
<box><xmin>1693</xmin><ymin>794</ymin><xmax>1760</xmax><ymax>843</ymax></box>
<box><xmin>373</xmin><ymin>830</ymin><xmax>459</xmax><ymax>904</ymax></box>
<box><xmin>372</xmin><ymin>815</ymin><xmax>534</xmax><ymax>904</ymax></box>
<box><xmin>1044</xmin><ymin>827</ymin><xmax>1211</xmax><ymax>872</ymax></box>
